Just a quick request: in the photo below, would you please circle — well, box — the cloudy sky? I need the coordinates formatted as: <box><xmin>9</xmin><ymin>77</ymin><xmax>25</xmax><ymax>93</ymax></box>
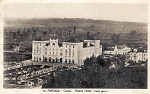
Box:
<box><xmin>3</xmin><ymin>3</ymin><xmax>148</xmax><ymax>23</ymax></box>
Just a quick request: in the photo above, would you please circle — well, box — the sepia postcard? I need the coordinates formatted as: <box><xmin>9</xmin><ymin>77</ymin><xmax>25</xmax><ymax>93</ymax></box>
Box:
<box><xmin>0</xmin><ymin>0</ymin><xmax>149</xmax><ymax>94</ymax></box>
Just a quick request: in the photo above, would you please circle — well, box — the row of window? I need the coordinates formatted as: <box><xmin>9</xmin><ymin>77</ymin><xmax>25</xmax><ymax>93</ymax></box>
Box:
<box><xmin>35</xmin><ymin>42</ymin><xmax>76</xmax><ymax>48</ymax></box>
<box><xmin>33</xmin><ymin>50</ymin><xmax>41</xmax><ymax>54</ymax></box>
<box><xmin>33</xmin><ymin>46</ymin><xmax>75</xmax><ymax>57</ymax></box>
<box><xmin>65</xmin><ymin>45</ymin><xmax>75</xmax><ymax>48</ymax></box>
<box><xmin>33</xmin><ymin>57</ymin><xmax>75</xmax><ymax>64</ymax></box>
<box><xmin>45</xmin><ymin>49</ymin><xmax>74</xmax><ymax>57</ymax></box>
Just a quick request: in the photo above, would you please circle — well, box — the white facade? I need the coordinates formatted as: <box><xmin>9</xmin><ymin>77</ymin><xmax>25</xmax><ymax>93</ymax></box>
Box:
<box><xmin>32</xmin><ymin>39</ymin><xmax>102</xmax><ymax>66</ymax></box>
<box><xmin>104</xmin><ymin>45</ymin><xmax>131</xmax><ymax>55</ymax></box>
<box><xmin>128</xmin><ymin>51</ymin><xmax>147</xmax><ymax>62</ymax></box>
<box><xmin>114</xmin><ymin>45</ymin><xmax>131</xmax><ymax>55</ymax></box>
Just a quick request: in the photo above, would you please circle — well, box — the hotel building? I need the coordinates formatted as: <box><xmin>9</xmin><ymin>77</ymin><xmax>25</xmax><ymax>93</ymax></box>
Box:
<box><xmin>32</xmin><ymin>38</ymin><xmax>102</xmax><ymax>66</ymax></box>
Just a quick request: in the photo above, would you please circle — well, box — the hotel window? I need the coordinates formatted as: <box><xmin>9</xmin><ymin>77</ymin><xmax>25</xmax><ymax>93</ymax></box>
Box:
<box><xmin>34</xmin><ymin>57</ymin><xmax>36</xmax><ymax>61</ymax></box>
<box><xmin>69</xmin><ymin>49</ymin><xmax>71</xmax><ymax>56</ymax></box>
<box><xmin>60</xmin><ymin>53</ymin><xmax>63</xmax><ymax>56</ymax></box>
<box><xmin>60</xmin><ymin>58</ymin><xmax>62</xmax><ymax>63</ymax></box>
<box><xmin>49</xmin><ymin>57</ymin><xmax>51</xmax><ymax>62</ymax></box>
<box><xmin>69</xmin><ymin>60</ymin><xmax>71</xmax><ymax>63</ymax></box>
<box><xmin>65</xmin><ymin>49</ymin><xmax>67</xmax><ymax>56</ymax></box>
<box><xmin>134</xmin><ymin>55</ymin><xmax>136</xmax><ymax>59</ymax></box>
<box><xmin>34</xmin><ymin>50</ymin><xmax>36</xmax><ymax>54</ymax></box>
<box><xmin>65</xmin><ymin>59</ymin><xmax>67</xmax><ymax>63</ymax></box>
<box><xmin>72</xmin><ymin>60</ymin><xmax>74</xmax><ymax>64</ymax></box>
<box><xmin>45</xmin><ymin>47</ymin><xmax>47</xmax><ymax>51</ymax></box>
<box><xmin>72</xmin><ymin>50</ymin><xmax>74</xmax><ymax>56</ymax></box>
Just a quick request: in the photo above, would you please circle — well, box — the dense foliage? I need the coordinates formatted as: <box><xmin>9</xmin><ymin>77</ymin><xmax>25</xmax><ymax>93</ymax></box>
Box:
<box><xmin>42</xmin><ymin>56</ymin><xmax>147</xmax><ymax>88</ymax></box>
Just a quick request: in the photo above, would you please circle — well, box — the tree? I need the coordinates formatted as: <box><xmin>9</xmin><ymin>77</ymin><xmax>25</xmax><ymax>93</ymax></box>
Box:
<box><xmin>96</xmin><ymin>55</ymin><xmax>106</xmax><ymax>66</ymax></box>
<box><xmin>111</xmin><ymin>33</ymin><xmax>120</xmax><ymax>45</ymax></box>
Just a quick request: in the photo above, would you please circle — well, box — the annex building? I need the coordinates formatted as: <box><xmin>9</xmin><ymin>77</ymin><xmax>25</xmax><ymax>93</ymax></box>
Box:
<box><xmin>32</xmin><ymin>38</ymin><xmax>102</xmax><ymax>65</ymax></box>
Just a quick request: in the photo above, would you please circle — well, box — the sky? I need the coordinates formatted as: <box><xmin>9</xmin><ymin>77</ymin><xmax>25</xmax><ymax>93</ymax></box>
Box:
<box><xmin>2</xmin><ymin>3</ymin><xmax>148</xmax><ymax>23</ymax></box>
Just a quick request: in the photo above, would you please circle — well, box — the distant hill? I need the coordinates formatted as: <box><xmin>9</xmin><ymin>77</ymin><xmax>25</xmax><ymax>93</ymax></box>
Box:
<box><xmin>5</xmin><ymin>18</ymin><xmax>147</xmax><ymax>34</ymax></box>
<box><xmin>4</xmin><ymin>18</ymin><xmax>147</xmax><ymax>52</ymax></box>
